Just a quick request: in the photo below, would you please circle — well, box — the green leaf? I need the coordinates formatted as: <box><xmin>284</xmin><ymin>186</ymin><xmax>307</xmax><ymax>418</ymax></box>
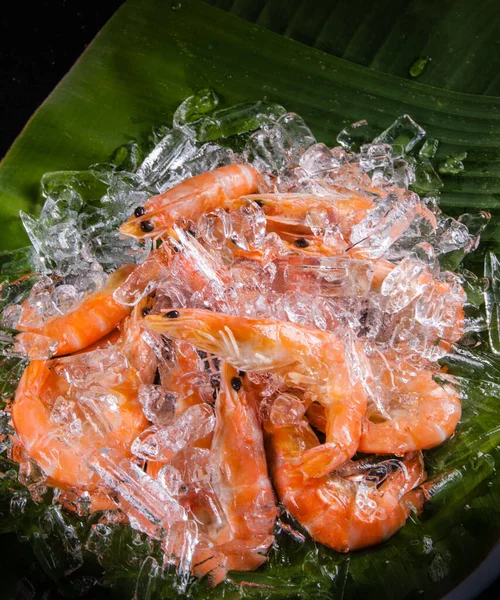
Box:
<box><xmin>1</xmin><ymin>0</ymin><xmax>499</xmax><ymax>598</ymax></box>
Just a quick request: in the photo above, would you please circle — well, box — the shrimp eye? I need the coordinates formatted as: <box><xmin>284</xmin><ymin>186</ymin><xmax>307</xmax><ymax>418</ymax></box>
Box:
<box><xmin>294</xmin><ymin>237</ymin><xmax>309</xmax><ymax>248</ymax></box>
<box><xmin>134</xmin><ymin>206</ymin><xmax>146</xmax><ymax>217</ymax></box>
<box><xmin>231</xmin><ymin>377</ymin><xmax>242</xmax><ymax>391</ymax></box>
<box><xmin>141</xmin><ymin>307</ymin><xmax>151</xmax><ymax>317</ymax></box>
<box><xmin>254</xmin><ymin>199</ymin><xmax>264</xmax><ymax>207</ymax></box>
<box><xmin>140</xmin><ymin>220</ymin><xmax>155</xmax><ymax>233</ymax></box>
<box><xmin>165</xmin><ymin>310</ymin><xmax>180</xmax><ymax>319</ymax></box>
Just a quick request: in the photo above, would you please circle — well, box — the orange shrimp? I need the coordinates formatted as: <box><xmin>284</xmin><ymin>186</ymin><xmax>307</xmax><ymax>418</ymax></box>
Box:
<box><xmin>11</xmin><ymin>308</ymin><xmax>153</xmax><ymax>499</ymax></box>
<box><xmin>307</xmin><ymin>354</ymin><xmax>461</xmax><ymax>455</ymax></box>
<box><xmin>146</xmin><ymin>340</ymin><xmax>213</xmax><ymax>481</ymax></box>
<box><xmin>120</xmin><ymin>165</ymin><xmax>262</xmax><ymax>239</ymax></box>
<box><xmin>16</xmin><ymin>265</ymin><xmax>135</xmax><ymax>357</ymax></box>
<box><xmin>265</xmin><ymin>415</ymin><xmax>425</xmax><ymax>551</ymax></box>
<box><xmin>358</xmin><ymin>368</ymin><xmax>461</xmax><ymax>454</ymax></box>
<box><xmin>232</xmin><ymin>192</ymin><xmax>375</xmax><ymax>239</ymax></box>
<box><xmin>145</xmin><ymin>309</ymin><xmax>367</xmax><ymax>479</ymax></box>
<box><xmin>191</xmin><ymin>362</ymin><xmax>276</xmax><ymax>585</ymax></box>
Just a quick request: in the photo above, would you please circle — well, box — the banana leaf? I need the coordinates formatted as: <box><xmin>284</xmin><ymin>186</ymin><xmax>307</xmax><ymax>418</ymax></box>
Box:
<box><xmin>0</xmin><ymin>0</ymin><xmax>499</xmax><ymax>598</ymax></box>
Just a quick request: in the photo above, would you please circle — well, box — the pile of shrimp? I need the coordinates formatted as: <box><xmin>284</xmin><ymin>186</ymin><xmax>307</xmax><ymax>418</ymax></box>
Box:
<box><xmin>6</xmin><ymin>149</ymin><xmax>472</xmax><ymax>586</ymax></box>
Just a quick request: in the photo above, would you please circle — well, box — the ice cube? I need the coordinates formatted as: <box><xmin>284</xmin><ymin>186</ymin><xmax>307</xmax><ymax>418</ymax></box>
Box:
<box><xmin>173</xmin><ymin>88</ymin><xmax>219</xmax><ymax>129</ymax></box>
<box><xmin>138</xmin><ymin>384</ymin><xmax>177</xmax><ymax>425</ymax></box>
<box><xmin>412</xmin><ymin>160</ymin><xmax>443</xmax><ymax>194</ymax></box>
<box><xmin>136</xmin><ymin>128</ymin><xmax>198</xmax><ymax>191</ymax></box>
<box><xmin>162</xmin><ymin>520</ymin><xmax>198</xmax><ymax>593</ymax></box>
<box><xmin>299</xmin><ymin>143</ymin><xmax>339</xmax><ymax>175</ymax></box>
<box><xmin>246</xmin><ymin>112</ymin><xmax>315</xmax><ymax>173</ymax></box>
<box><xmin>350</xmin><ymin>191</ymin><xmax>435</xmax><ymax>259</ymax></box>
<box><xmin>359</xmin><ymin>143</ymin><xmax>393</xmax><ymax>172</ymax></box>
<box><xmin>282</xmin><ymin>256</ymin><xmax>374</xmax><ymax>298</ymax></box>
<box><xmin>431</xmin><ymin>216</ymin><xmax>470</xmax><ymax>254</ymax></box>
<box><xmin>198</xmin><ymin>208</ymin><xmax>234</xmax><ymax>250</ymax></box>
<box><xmin>14</xmin><ymin>332</ymin><xmax>59</xmax><ymax>360</ymax></box>
<box><xmin>85</xmin><ymin>523</ymin><xmax>114</xmax><ymax>560</ymax></box>
<box><xmin>156</xmin><ymin>465</ymin><xmax>185</xmax><ymax>496</ymax></box>
<box><xmin>380</xmin><ymin>254</ymin><xmax>432</xmax><ymax>314</ymax></box>
<box><xmin>54</xmin><ymin>349</ymin><xmax>128</xmax><ymax>389</ymax></box>
<box><xmin>484</xmin><ymin>252</ymin><xmax>500</xmax><ymax>354</ymax></box>
<box><xmin>134</xmin><ymin>556</ymin><xmax>160</xmax><ymax>600</ymax></box>
<box><xmin>196</xmin><ymin>101</ymin><xmax>286</xmax><ymax>142</ymax></box>
<box><xmin>269</xmin><ymin>393</ymin><xmax>306</xmax><ymax>427</ymax></box>
<box><xmin>89</xmin><ymin>448</ymin><xmax>186</xmax><ymax>538</ymax></box>
<box><xmin>131</xmin><ymin>403</ymin><xmax>215</xmax><ymax>461</ymax></box>
<box><xmin>228</xmin><ymin>200</ymin><xmax>267</xmax><ymax>251</ymax></box>
<box><xmin>336</xmin><ymin>120</ymin><xmax>378</xmax><ymax>152</ymax></box>
<box><xmin>33</xmin><ymin>506</ymin><xmax>84</xmax><ymax>578</ymax></box>
<box><xmin>373</xmin><ymin>115</ymin><xmax>426</xmax><ymax>154</ymax></box>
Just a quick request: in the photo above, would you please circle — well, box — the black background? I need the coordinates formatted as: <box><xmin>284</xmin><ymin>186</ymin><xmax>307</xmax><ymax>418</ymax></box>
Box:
<box><xmin>1</xmin><ymin>1</ymin><xmax>499</xmax><ymax>599</ymax></box>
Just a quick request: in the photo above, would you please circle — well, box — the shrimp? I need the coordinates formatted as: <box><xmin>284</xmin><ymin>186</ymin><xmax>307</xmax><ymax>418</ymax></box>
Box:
<box><xmin>145</xmin><ymin>309</ymin><xmax>367</xmax><ymax>479</ymax></box>
<box><xmin>145</xmin><ymin>340</ymin><xmax>214</xmax><ymax>481</ymax></box>
<box><xmin>120</xmin><ymin>165</ymin><xmax>262</xmax><ymax>239</ymax></box>
<box><xmin>307</xmin><ymin>356</ymin><xmax>461</xmax><ymax>454</ymax></box>
<box><xmin>234</xmin><ymin>193</ymin><xmax>376</xmax><ymax>238</ymax></box>
<box><xmin>191</xmin><ymin>362</ymin><xmax>276</xmax><ymax>585</ymax></box>
<box><xmin>16</xmin><ymin>264</ymin><xmax>135</xmax><ymax>356</ymax></box>
<box><xmin>265</xmin><ymin>415</ymin><xmax>425</xmax><ymax>551</ymax></box>
<box><xmin>358</xmin><ymin>369</ymin><xmax>461</xmax><ymax>454</ymax></box>
<box><xmin>11</xmin><ymin>306</ymin><xmax>154</xmax><ymax>498</ymax></box>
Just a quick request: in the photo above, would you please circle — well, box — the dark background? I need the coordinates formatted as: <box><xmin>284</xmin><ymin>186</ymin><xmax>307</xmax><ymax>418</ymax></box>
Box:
<box><xmin>1</xmin><ymin>1</ymin><xmax>499</xmax><ymax>599</ymax></box>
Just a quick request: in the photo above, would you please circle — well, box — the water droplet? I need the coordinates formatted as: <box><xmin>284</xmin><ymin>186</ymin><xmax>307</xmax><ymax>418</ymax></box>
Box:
<box><xmin>410</xmin><ymin>56</ymin><xmax>431</xmax><ymax>78</ymax></box>
<box><xmin>438</xmin><ymin>152</ymin><xmax>468</xmax><ymax>175</ymax></box>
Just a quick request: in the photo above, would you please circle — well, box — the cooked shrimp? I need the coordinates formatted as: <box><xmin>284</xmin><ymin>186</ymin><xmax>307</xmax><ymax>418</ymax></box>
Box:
<box><xmin>358</xmin><ymin>368</ymin><xmax>461</xmax><ymax>454</ymax></box>
<box><xmin>145</xmin><ymin>309</ymin><xmax>367</xmax><ymax>478</ymax></box>
<box><xmin>307</xmin><ymin>355</ymin><xmax>461</xmax><ymax>455</ymax></box>
<box><xmin>232</xmin><ymin>192</ymin><xmax>375</xmax><ymax>239</ymax></box>
<box><xmin>191</xmin><ymin>362</ymin><xmax>276</xmax><ymax>585</ymax></box>
<box><xmin>17</xmin><ymin>265</ymin><xmax>135</xmax><ymax>356</ymax></box>
<box><xmin>145</xmin><ymin>340</ymin><xmax>214</xmax><ymax>481</ymax></box>
<box><xmin>120</xmin><ymin>165</ymin><xmax>262</xmax><ymax>239</ymax></box>
<box><xmin>11</xmin><ymin>307</ymin><xmax>153</xmax><ymax>495</ymax></box>
<box><xmin>265</xmin><ymin>415</ymin><xmax>425</xmax><ymax>551</ymax></box>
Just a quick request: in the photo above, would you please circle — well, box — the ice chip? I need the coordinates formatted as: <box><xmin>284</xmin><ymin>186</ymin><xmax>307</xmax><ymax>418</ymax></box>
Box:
<box><xmin>173</xmin><ymin>88</ymin><xmax>219</xmax><ymax>129</ymax></box>
<box><xmin>484</xmin><ymin>252</ymin><xmax>500</xmax><ymax>354</ymax></box>
<box><xmin>282</xmin><ymin>256</ymin><xmax>374</xmax><ymax>298</ymax></box>
<box><xmin>131</xmin><ymin>403</ymin><xmax>215</xmax><ymax>462</ymax></box>
<box><xmin>139</xmin><ymin>384</ymin><xmax>176</xmax><ymax>425</ymax></box>
<box><xmin>381</xmin><ymin>254</ymin><xmax>431</xmax><ymax>313</ymax></box>
<box><xmin>163</xmin><ymin>520</ymin><xmax>198</xmax><ymax>593</ymax></box>
<box><xmin>336</xmin><ymin>120</ymin><xmax>378</xmax><ymax>152</ymax></box>
<box><xmin>156</xmin><ymin>465</ymin><xmax>185</xmax><ymax>496</ymax></box>
<box><xmin>269</xmin><ymin>393</ymin><xmax>306</xmax><ymax>426</ymax></box>
<box><xmin>54</xmin><ymin>349</ymin><xmax>128</xmax><ymax>389</ymax></box>
<box><xmin>136</xmin><ymin>128</ymin><xmax>198</xmax><ymax>191</ymax></box>
<box><xmin>360</xmin><ymin>143</ymin><xmax>393</xmax><ymax>172</ymax></box>
<box><xmin>196</xmin><ymin>101</ymin><xmax>286</xmax><ymax>142</ymax></box>
<box><xmin>299</xmin><ymin>143</ymin><xmax>339</xmax><ymax>175</ymax></box>
<box><xmin>198</xmin><ymin>208</ymin><xmax>233</xmax><ymax>250</ymax></box>
<box><xmin>89</xmin><ymin>448</ymin><xmax>186</xmax><ymax>539</ymax></box>
<box><xmin>373</xmin><ymin>115</ymin><xmax>426</xmax><ymax>154</ymax></box>
<box><xmin>228</xmin><ymin>200</ymin><xmax>267</xmax><ymax>251</ymax></box>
